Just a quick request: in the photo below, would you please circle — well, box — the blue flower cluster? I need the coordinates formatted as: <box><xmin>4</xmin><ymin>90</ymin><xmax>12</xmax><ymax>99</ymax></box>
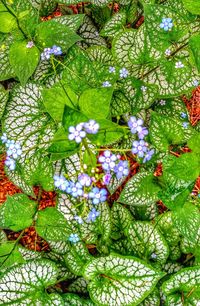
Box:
<box><xmin>128</xmin><ymin>117</ymin><xmax>154</xmax><ymax>163</ymax></box>
<box><xmin>1</xmin><ymin>133</ymin><xmax>22</xmax><ymax>171</ymax></box>
<box><xmin>41</xmin><ymin>45</ymin><xmax>62</xmax><ymax>61</ymax></box>
<box><xmin>160</xmin><ymin>17</ymin><xmax>173</xmax><ymax>31</ymax></box>
<box><xmin>180</xmin><ymin>112</ymin><xmax>189</xmax><ymax>129</ymax></box>
<box><xmin>68</xmin><ymin>120</ymin><xmax>99</xmax><ymax>143</ymax></box>
<box><xmin>98</xmin><ymin>150</ymin><xmax>129</xmax><ymax>183</ymax></box>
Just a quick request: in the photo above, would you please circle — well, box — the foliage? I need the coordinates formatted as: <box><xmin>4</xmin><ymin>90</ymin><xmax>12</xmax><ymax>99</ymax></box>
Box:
<box><xmin>0</xmin><ymin>0</ymin><xmax>200</xmax><ymax>305</ymax></box>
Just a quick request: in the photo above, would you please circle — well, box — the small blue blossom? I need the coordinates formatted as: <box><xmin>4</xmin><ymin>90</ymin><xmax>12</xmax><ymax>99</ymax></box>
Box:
<box><xmin>182</xmin><ymin>122</ymin><xmax>189</xmax><ymax>128</ymax></box>
<box><xmin>98</xmin><ymin>150</ymin><xmax>118</xmax><ymax>171</ymax></box>
<box><xmin>150</xmin><ymin>253</ymin><xmax>157</xmax><ymax>259</ymax></box>
<box><xmin>160</xmin><ymin>17</ymin><xmax>173</xmax><ymax>31</ymax></box>
<box><xmin>102</xmin><ymin>81</ymin><xmax>112</xmax><ymax>87</ymax></box>
<box><xmin>41</xmin><ymin>48</ymin><xmax>52</xmax><ymax>60</ymax></box>
<box><xmin>180</xmin><ymin>112</ymin><xmax>187</xmax><ymax>119</ymax></box>
<box><xmin>89</xmin><ymin>187</ymin><xmax>107</xmax><ymax>205</ymax></box>
<box><xmin>68</xmin><ymin>182</ymin><xmax>84</xmax><ymax>198</ymax></box>
<box><xmin>193</xmin><ymin>80</ymin><xmax>199</xmax><ymax>87</ymax></box>
<box><xmin>53</xmin><ymin>175</ymin><xmax>69</xmax><ymax>191</ymax></box>
<box><xmin>132</xmin><ymin>140</ymin><xmax>148</xmax><ymax>158</ymax></box>
<box><xmin>78</xmin><ymin>173</ymin><xmax>92</xmax><ymax>187</ymax></box>
<box><xmin>114</xmin><ymin>160</ymin><xmax>129</xmax><ymax>179</ymax></box>
<box><xmin>165</xmin><ymin>49</ymin><xmax>171</xmax><ymax>56</ymax></box>
<box><xmin>160</xmin><ymin>100</ymin><xmax>166</xmax><ymax>106</ymax></box>
<box><xmin>175</xmin><ymin>61</ymin><xmax>184</xmax><ymax>68</ymax></box>
<box><xmin>5</xmin><ymin>157</ymin><xmax>16</xmax><ymax>171</ymax></box>
<box><xmin>128</xmin><ymin>116</ymin><xmax>144</xmax><ymax>134</ymax></box>
<box><xmin>87</xmin><ymin>208</ymin><xmax>100</xmax><ymax>222</ymax></box>
<box><xmin>119</xmin><ymin>68</ymin><xmax>129</xmax><ymax>78</ymax></box>
<box><xmin>102</xmin><ymin>173</ymin><xmax>112</xmax><ymax>185</ymax></box>
<box><xmin>109</xmin><ymin>66</ymin><xmax>115</xmax><ymax>73</ymax></box>
<box><xmin>7</xmin><ymin>141</ymin><xmax>22</xmax><ymax>159</ymax></box>
<box><xmin>138</xmin><ymin>127</ymin><xmax>149</xmax><ymax>140</ymax></box>
<box><xmin>26</xmin><ymin>41</ymin><xmax>34</xmax><ymax>48</ymax></box>
<box><xmin>68</xmin><ymin>123</ymin><xmax>86</xmax><ymax>143</ymax></box>
<box><xmin>84</xmin><ymin>120</ymin><xmax>99</xmax><ymax>134</ymax></box>
<box><xmin>68</xmin><ymin>233</ymin><xmax>80</xmax><ymax>243</ymax></box>
<box><xmin>141</xmin><ymin>86</ymin><xmax>147</xmax><ymax>92</ymax></box>
<box><xmin>1</xmin><ymin>133</ymin><xmax>8</xmax><ymax>144</ymax></box>
<box><xmin>74</xmin><ymin>215</ymin><xmax>83</xmax><ymax>224</ymax></box>
<box><xmin>51</xmin><ymin>45</ymin><xmax>62</xmax><ymax>56</ymax></box>
<box><xmin>5</xmin><ymin>139</ymin><xmax>15</xmax><ymax>148</ymax></box>
<box><xmin>143</xmin><ymin>149</ymin><xmax>155</xmax><ymax>163</ymax></box>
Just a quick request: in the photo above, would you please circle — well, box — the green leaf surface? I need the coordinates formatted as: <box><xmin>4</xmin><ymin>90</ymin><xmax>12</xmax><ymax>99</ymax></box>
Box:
<box><xmin>84</xmin><ymin>253</ymin><xmax>165</xmax><ymax>306</ymax></box>
<box><xmin>36</xmin><ymin>19</ymin><xmax>81</xmax><ymax>52</ymax></box>
<box><xmin>79</xmin><ymin>88</ymin><xmax>113</xmax><ymax>119</ymax></box>
<box><xmin>9</xmin><ymin>40</ymin><xmax>40</xmax><ymax>86</ymax></box>
<box><xmin>0</xmin><ymin>194</ymin><xmax>37</xmax><ymax>231</ymax></box>
<box><xmin>119</xmin><ymin>171</ymin><xmax>160</xmax><ymax>206</ymax></box>
<box><xmin>0</xmin><ymin>259</ymin><xmax>59</xmax><ymax>305</ymax></box>
<box><xmin>0</xmin><ymin>242</ymin><xmax>25</xmax><ymax>271</ymax></box>
<box><xmin>0</xmin><ymin>11</ymin><xmax>17</xmax><ymax>33</ymax></box>
<box><xmin>36</xmin><ymin>207</ymin><xmax>71</xmax><ymax>242</ymax></box>
<box><xmin>182</xmin><ymin>0</ymin><xmax>200</xmax><ymax>14</ymax></box>
<box><xmin>100</xmin><ymin>12</ymin><xmax>126</xmax><ymax>38</ymax></box>
<box><xmin>111</xmin><ymin>202</ymin><xmax>133</xmax><ymax>239</ymax></box>
<box><xmin>62</xmin><ymin>293</ymin><xmax>95</xmax><ymax>306</ymax></box>
<box><xmin>0</xmin><ymin>35</ymin><xmax>15</xmax><ymax>81</ymax></box>
<box><xmin>190</xmin><ymin>34</ymin><xmax>200</xmax><ymax>73</ymax></box>
<box><xmin>0</xmin><ymin>85</ymin><xmax>9</xmax><ymax>119</ymax></box>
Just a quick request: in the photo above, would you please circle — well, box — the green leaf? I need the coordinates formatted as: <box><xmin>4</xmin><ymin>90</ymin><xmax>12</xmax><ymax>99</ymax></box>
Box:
<box><xmin>119</xmin><ymin>171</ymin><xmax>161</xmax><ymax>206</ymax></box>
<box><xmin>0</xmin><ymin>242</ymin><xmax>25</xmax><ymax>271</ymax></box>
<box><xmin>157</xmin><ymin>212</ymin><xmax>180</xmax><ymax>246</ymax></box>
<box><xmin>64</xmin><ymin>242</ymin><xmax>91</xmax><ymax>276</ymax></box>
<box><xmin>162</xmin><ymin>266</ymin><xmax>200</xmax><ymax>297</ymax></box>
<box><xmin>79</xmin><ymin>88</ymin><xmax>113</xmax><ymax>119</ymax></box>
<box><xmin>111</xmin><ymin>202</ymin><xmax>133</xmax><ymax>239</ymax></box>
<box><xmin>188</xmin><ymin>132</ymin><xmax>200</xmax><ymax>153</ymax></box>
<box><xmin>62</xmin><ymin>105</ymin><xmax>88</xmax><ymax>133</ymax></box>
<box><xmin>0</xmin><ymin>259</ymin><xmax>60</xmax><ymax>305</ymax></box>
<box><xmin>182</xmin><ymin>0</ymin><xmax>200</xmax><ymax>14</ymax></box>
<box><xmin>42</xmin><ymin>83</ymin><xmax>78</xmax><ymax>122</ymax></box>
<box><xmin>0</xmin><ymin>35</ymin><xmax>15</xmax><ymax>81</ymax></box>
<box><xmin>87</xmin><ymin>46</ymin><xmax>114</xmax><ymax>65</ymax></box>
<box><xmin>0</xmin><ymin>11</ymin><xmax>17</xmax><ymax>33</ymax></box>
<box><xmin>36</xmin><ymin>207</ymin><xmax>71</xmax><ymax>242</ymax></box>
<box><xmin>36</xmin><ymin>19</ymin><xmax>81</xmax><ymax>52</ymax></box>
<box><xmin>0</xmin><ymin>85</ymin><xmax>9</xmax><ymax>119</ymax></box>
<box><xmin>9</xmin><ymin>40</ymin><xmax>40</xmax><ymax>86</ymax></box>
<box><xmin>165</xmin><ymin>153</ymin><xmax>200</xmax><ymax>181</ymax></box>
<box><xmin>83</xmin><ymin>253</ymin><xmax>165</xmax><ymax>306</ymax></box>
<box><xmin>88</xmin><ymin>119</ymin><xmax>126</xmax><ymax>145</ymax></box>
<box><xmin>100</xmin><ymin>12</ymin><xmax>126</xmax><ymax>38</ymax></box>
<box><xmin>127</xmin><ymin>221</ymin><xmax>169</xmax><ymax>265</ymax></box>
<box><xmin>0</xmin><ymin>194</ymin><xmax>37</xmax><ymax>231</ymax></box>
<box><xmin>173</xmin><ymin>202</ymin><xmax>200</xmax><ymax>241</ymax></box>
<box><xmin>149</xmin><ymin>112</ymin><xmax>193</xmax><ymax>151</ymax></box>
<box><xmin>53</xmin><ymin>14</ymin><xmax>85</xmax><ymax>31</ymax></box>
<box><xmin>190</xmin><ymin>34</ymin><xmax>200</xmax><ymax>73</ymax></box>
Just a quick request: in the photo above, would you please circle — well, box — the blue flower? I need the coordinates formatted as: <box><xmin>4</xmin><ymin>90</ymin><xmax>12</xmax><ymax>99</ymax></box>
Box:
<box><xmin>68</xmin><ymin>182</ymin><xmax>84</xmax><ymax>198</ymax></box>
<box><xmin>102</xmin><ymin>173</ymin><xmax>112</xmax><ymax>185</ymax></box>
<box><xmin>102</xmin><ymin>81</ymin><xmax>112</xmax><ymax>87</ymax></box>
<box><xmin>41</xmin><ymin>48</ymin><xmax>52</xmax><ymax>60</ymax></box>
<box><xmin>193</xmin><ymin>80</ymin><xmax>199</xmax><ymax>87</ymax></box>
<box><xmin>87</xmin><ymin>208</ymin><xmax>100</xmax><ymax>222</ymax></box>
<box><xmin>160</xmin><ymin>17</ymin><xmax>173</xmax><ymax>31</ymax></box>
<box><xmin>5</xmin><ymin>157</ymin><xmax>16</xmax><ymax>171</ymax></box>
<box><xmin>141</xmin><ymin>86</ymin><xmax>147</xmax><ymax>92</ymax></box>
<box><xmin>132</xmin><ymin>140</ymin><xmax>148</xmax><ymax>158</ymax></box>
<box><xmin>1</xmin><ymin>133</ymin><xmax>8</xmax><ymax>144</ymax></box>
<box><xmin>165</xmin><ymin>49</ymin><xmax>171</xmax><ymax>56</ymax></box>
<box><xmin>7</xmin><ymin>141</ymin><xmax>22</xmax><ymax>159</ymax></box>
<box><xmin>53</xmin><ymin>175</ymin><xmax>69</xmax><ymax>191</ymax></box>
<box><xmin>138</xmin><ymin>127</ymin><xmax>149</xmax><ymax>140</ymax></box>
<box><xmin>114</xmin><ymin>160</ymin><xmax>129</xmax><ymax>179</ymax></box>
<box><xmin>119</xmin><ymin>68</ymin><xmax>129</xmax><ymax>78</ymax></box>
<box><xmin>74</xmin><ymin>215</ymin><xmax>83</xmax><ymax>224</ymax></box>
<box><xmin>89</xmin><ymin>187</ymin><xmax>107</xmax><ymax>205</ymax></box>
<box><xmin>180</xmin><ymin>112</ymin><xmax>187</xmax><ymax>119</ymax></box>
<box><xmin>26</xmin><ymin>41</ymin><xmax>34</xmax><ymax>48</ymax></box>
<box><xmin>143</xmin><ymin>149</ymin><xmax>155</xmax><ymax>163</ymax></box>
<box><xmin>98</xmin><ymin>150</ymin><xmax>118</xmax><ymax>171</ymax></box>
<box><xmin>78</xmin><ymin>173</ymin><xmax>92</xmax><ymax>187</ymax></box>
<box><xmin>128</xmin><ymin>116</ymin><xmax>144</xmax><ymax>134</ymax></box>
<box><xmin>182</xmin><ymin>122</ymin><xmax>189</xmax><ymax>128</ymax></box>
<box><xmin>68</xmin><ymin>233</ymin><xmax>80</xmax><ymax>243</ymax></box>
<box><xmin>84</xmin><ymin>120</ymin><xmax>99</xmax><ymax>134</ymax></box>
<box><xmin>175</xmin><ymin>61</ymin><xmax>184</xmax><ymax>69</ymax></box>
<box><xmin>109</xmin><ymin>66</ymin><xmax>115</xmax><ymax>73</ymax></box>
<box><xmin>51</xmin><ymin>45</ymin><xmax>62</xmax><ymax>56</ymax></box>
<box><xmin>160</xmin><ymin>100</ymin><xmax>166</xmax><ymax>106</ymax></box>
<box><xmin>68</xmin><ymin>123</ymin><xmax>86</xmax><ymax>143</ymax></box>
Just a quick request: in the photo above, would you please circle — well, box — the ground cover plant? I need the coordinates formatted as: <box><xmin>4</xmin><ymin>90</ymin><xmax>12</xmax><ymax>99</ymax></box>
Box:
<box><xmin>0</xmin><ymin>0</ymin><xmax>200</xmax><ymax>305</ymax></box>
